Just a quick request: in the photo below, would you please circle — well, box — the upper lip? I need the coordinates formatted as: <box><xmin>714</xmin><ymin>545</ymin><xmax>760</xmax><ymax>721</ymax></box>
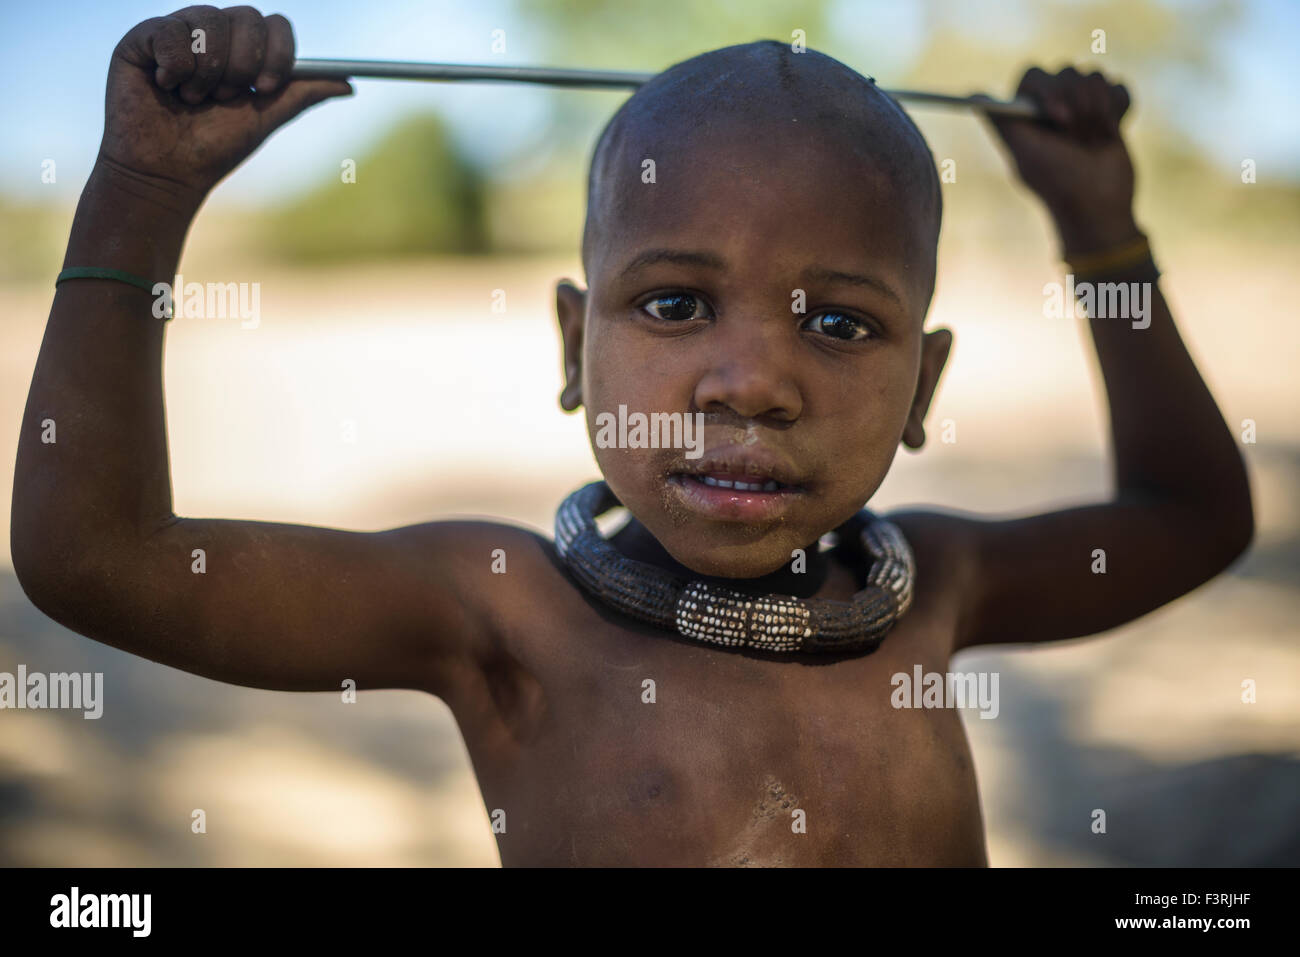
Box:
<box><xmin>670</xmin><ymin>447</ymin><xmax>806</xmax><ymax>487</ymax></box>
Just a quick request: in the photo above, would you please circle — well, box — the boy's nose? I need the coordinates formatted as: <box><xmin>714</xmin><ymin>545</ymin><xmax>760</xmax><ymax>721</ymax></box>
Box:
<box><xmin>691</xmin><ymin>327</ymin><xmax>803</xmax><ymax>423</ymax></box>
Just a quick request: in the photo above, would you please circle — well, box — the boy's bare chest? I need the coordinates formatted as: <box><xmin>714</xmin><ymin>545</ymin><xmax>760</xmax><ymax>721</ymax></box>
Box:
<box><xmin>450</xmin><ymin>567</ymin><xmax>988</xmax><ymax>866</ymax></box>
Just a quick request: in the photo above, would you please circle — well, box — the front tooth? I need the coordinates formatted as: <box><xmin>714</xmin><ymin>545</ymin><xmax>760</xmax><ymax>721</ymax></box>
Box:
<box><xmin>697</xmin><ymin>475</ymin><xmax>779</xmax><ymax>491</ymax></box>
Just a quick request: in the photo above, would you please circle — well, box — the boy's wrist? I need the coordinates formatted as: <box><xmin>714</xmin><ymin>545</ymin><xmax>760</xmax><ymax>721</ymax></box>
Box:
<box><xmin>64</xmin><ymin>158</ymin><xmax>205</xmax><ymax>282</ymax></box>
<box><xmin>87</xmin><ymin>155</ymin><xmax>207</xmax><ymax>221</ymax></box>
<box><xmin>1049</xmin><ymin>207</ymin><xmax>1142</xmax><ymax>259</ymax></box>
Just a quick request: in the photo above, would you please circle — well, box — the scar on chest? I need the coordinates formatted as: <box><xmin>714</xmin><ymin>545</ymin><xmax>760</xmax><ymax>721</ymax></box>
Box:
<box><xmin>711</xmin><ymin>774</ymin><xmax>800</xmax><ymax>867</ymax></box>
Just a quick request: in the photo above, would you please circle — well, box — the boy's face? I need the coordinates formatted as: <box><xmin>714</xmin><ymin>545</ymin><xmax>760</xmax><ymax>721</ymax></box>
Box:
<box><xmin>557</xmin><ymin>113</ymin><xmax>951</xmax><ymax>579</ymax></box>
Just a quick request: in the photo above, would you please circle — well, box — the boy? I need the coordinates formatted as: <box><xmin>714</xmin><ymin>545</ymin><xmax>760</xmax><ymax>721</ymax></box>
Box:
<box><xmin>11</xmin><ymin>7</ymin><xmax>1252</xmax><ymax>866</ymax></box>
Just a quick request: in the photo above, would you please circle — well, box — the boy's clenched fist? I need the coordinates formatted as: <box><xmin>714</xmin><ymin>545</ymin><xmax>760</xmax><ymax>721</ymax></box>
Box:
<box><xmin>100</xmin><ymin>5</ymin><xmax>351</xmax><ymax>195</ymax></box>
<box><xmin>981</xmin><ymin>66</ymin><xmax>1139</xmax><ymax>255</ymax></box>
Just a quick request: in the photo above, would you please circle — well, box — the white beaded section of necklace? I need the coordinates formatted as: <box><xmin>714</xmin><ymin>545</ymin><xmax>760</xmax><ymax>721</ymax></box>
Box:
<box><xmin>675</xmin><ymin>582</ymin><xmax>811</xmax><ymax>651</ymax></box>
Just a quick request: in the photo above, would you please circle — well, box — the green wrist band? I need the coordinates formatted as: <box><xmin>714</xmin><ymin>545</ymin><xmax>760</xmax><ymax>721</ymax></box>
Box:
<box><xmin>56</xmin><ymin>267</ymin><xmax>173</xmax><ymax>320</ymax></box>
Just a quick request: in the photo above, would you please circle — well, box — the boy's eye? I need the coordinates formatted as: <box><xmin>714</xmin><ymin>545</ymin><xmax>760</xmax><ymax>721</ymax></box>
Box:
<box><xmin>641</xmin><ymin>293</ymin><xmax>711</xmax><ymax>323</ymax></box>
<box><xmin>802</xmin><ymin>311</ymin><xmax>874</xmax><ymax>341</ymax></box>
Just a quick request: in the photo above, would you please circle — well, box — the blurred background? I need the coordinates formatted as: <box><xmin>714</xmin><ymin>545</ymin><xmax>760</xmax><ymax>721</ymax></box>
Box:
<box><xmin>0</xmin><ymin>0</ymin><xmax>1296</xmax><ymax>866</ymax></box>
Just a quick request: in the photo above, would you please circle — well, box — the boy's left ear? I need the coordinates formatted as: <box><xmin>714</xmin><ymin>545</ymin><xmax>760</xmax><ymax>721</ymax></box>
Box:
<box><xmin>555</xmin><ymin>280</ymin><xmax>587</xmax><ymax>412</ymax></box>
<box><xmin>902</xmin><ymin>327</ymin><xmax>953</xmax><ymax>450</ymax></box>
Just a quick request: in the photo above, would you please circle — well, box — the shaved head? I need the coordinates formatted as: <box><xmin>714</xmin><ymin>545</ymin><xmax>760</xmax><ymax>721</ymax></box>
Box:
<box><xmin>581</xmin><ymin>40</ymin><xmax>943</xmax><ymax>306</ymax></box>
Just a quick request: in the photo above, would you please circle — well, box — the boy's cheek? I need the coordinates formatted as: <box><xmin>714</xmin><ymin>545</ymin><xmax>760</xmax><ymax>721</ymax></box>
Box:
<box><xmin>583</xmin><ymin>354</ymin><xmax>688</xmax><ymax>434</ymax></box>
<box><xmin>590</xmin><ymin>447</ymin><xmax>637</xmax><ymax>510</ymax></box>
<box><xmin>597</xmin><ymin>452</ymin><xmax>664</xmax><ymax>528</ymax></box>
<box><xmin>823</xmin><ymin>404</ymin><xmax>905</xmax><ymax>474</ymax></box>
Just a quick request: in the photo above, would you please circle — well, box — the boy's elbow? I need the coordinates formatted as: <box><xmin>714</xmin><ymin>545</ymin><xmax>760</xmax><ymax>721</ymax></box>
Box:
<box><xmin>11</xmin><ymin>532</ymin><xmax>66</xmax><ymax>619</ymax></box>
<box><xmin>1226</xmin><ymin>499</ymin><xmax>1255</xmax><ymax>565</ymax></box>
<box><xmin>1196</xmin><ymin>445</ymin><xmax>1255</xmax><ymax>575</ymax></box>
<box><xmin>9</xmin><ymin>525</ymin><xmax>99</xmax><ymax>623</ymax></box>
<box><xmin>1208</xmin><ymin>485</ymin><xmax>1255</xmax><ymax>574</ymax></box>
<box><xmin>11</xmin><ymin>541</ymin><xmax>60</xmax><ymax>619</ymax></box>
<box><xmin>11</xmin><ymin>492</ymin><xmax>66</xmax><ymax>612</ymax></box>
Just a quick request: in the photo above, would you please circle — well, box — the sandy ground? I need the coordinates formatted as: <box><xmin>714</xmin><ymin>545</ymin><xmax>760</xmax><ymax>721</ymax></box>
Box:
<box><xmin>1</xmin><ymin>247</ymin><xmax>1296</xmax><ymax>865</ymax></box>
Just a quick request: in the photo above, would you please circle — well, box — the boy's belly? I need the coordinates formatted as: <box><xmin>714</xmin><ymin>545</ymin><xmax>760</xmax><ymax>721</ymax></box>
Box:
<box><xmin>457</xmin><ymin>613</ymin><xmax>988</xmax><ymax>867</ymax></box>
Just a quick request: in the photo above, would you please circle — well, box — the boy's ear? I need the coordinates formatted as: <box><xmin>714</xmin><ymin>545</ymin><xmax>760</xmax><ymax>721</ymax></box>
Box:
<box><xmin>555</xmin><ymin>280</ymin><xmax>586</xmax><ymax>412</ymax></box>
<box><xmin>902</xmin><ymin>327</ymin><xmax>953</xmax><ymax>450</ymax></box>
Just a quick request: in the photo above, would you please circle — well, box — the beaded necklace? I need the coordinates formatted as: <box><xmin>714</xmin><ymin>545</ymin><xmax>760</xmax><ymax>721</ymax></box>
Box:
<box><xmin>554</xmin><ymin>481</ymin><xmax>914</xmax><ymax>655</ymax></box>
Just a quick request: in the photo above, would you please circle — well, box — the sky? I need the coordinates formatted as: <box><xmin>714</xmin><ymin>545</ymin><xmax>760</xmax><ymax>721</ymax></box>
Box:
<box><xmin>0</xmin><ymin>0</ymin><xmax>1296</xmax><ymax>208</ymax></box>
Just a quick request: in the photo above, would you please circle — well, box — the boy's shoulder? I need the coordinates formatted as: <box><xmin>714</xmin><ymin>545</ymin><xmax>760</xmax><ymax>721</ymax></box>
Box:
<box><xmin>393</xmin><ymin>517</ymin><xmax>566</xmax><ymax>596</ymax></box>
<box><xmin>366</xmin><ymin>517</ymin><xmax>572</xmax><ymax>700</ymax></box>
<box><xmin>884</xmin><ymin>508</ymin><xmax>982</xmax><ymax>654</ymax></box>
<box><xmin>392</xmin><ymin>516</ymin><xmax>573</xmax><ymax>624</ymax></box>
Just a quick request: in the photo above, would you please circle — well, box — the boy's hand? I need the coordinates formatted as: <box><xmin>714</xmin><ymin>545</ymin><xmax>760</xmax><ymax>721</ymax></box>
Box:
<box><xmin>100</xmin><ymin>6</ymin><xmax>351</xmax><ymax>197</ymax></box>
<box><xmin>981</xmin><ymin>66</ymin><xmax>1139</xmax><ymax>254</ymax></box>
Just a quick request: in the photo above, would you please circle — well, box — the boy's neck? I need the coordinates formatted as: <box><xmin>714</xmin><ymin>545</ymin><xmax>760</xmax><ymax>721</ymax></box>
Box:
<box><xmin>608</xmin><ymin>518</ymin><xmax>831</xmax><ymax>599</ymax></box>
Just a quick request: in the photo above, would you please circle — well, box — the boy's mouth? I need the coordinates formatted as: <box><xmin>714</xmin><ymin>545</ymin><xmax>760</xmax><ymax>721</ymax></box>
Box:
<box><xmin>687</xmin><ymin>474</ymin><xmax>790</xmax><ymax>493</ymax></box>
<box><xmin>665</xmin><ymin>452</ymin><xmax>807</xmax><ymax>522</ymax></box>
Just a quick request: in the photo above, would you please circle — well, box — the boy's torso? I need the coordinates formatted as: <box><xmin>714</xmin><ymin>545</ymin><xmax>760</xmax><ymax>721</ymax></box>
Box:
<box><xmin>435</xmin><ymin>521</ymin><xmax>988</xmax><ymax>867</ymax></box>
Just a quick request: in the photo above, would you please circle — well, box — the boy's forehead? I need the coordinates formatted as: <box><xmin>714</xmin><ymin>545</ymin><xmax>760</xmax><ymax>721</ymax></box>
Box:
<box><xmin>597</xmin><ymin>120</ymin><xmax>919</xmax><ymax>275</ymax></box>
<box><xmin>582</xmin><ymin>42</ymin><xmax>941</xmax><ymax>297</ymax></box>
<box><xmin>598</xmin><ymin>110</ymin><xmax>913</xmax><ymax>228</ymax></box>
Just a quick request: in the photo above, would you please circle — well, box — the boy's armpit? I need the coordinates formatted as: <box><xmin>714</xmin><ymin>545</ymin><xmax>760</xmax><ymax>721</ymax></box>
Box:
<box><xmin>17</xmin><ymin>515</ymin><xmax>535</xmax><ymax>700</ymax></box>
<box><xmin>889</xmin><ymin>498</ymin><xmax>1251</xmax><ymax>654</ymax></box>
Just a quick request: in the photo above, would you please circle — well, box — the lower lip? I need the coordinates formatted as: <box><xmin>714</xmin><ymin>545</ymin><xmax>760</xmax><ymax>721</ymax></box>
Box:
<box><xmin>666</xmin><ymin>474</ymin><xmax>805</xmax><ymax>522</ymax></box>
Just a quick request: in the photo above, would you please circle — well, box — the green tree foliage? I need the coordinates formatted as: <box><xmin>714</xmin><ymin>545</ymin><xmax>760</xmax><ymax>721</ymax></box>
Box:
<box><xmin>261</xmin><ymin>113</ymin><xmax>489</xmax><ymax>263</ymax></box>
<box><xmin>0</xmin><ymin>198</ymin><xmax>67</xmax><ymax>280</ymax></box>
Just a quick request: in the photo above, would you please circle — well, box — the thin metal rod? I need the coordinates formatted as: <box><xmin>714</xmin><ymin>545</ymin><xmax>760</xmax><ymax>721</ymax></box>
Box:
<box><xmin>292</xmin><ymin>58</ymin><xmax>1040</xmax><ymax>118</ymax></box>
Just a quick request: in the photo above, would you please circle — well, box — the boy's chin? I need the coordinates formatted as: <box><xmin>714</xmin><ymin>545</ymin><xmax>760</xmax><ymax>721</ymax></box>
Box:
<box><xmin>657</xmin><ymin>535</ymin><xmax>806</xmax><ymax>580</ymax></box>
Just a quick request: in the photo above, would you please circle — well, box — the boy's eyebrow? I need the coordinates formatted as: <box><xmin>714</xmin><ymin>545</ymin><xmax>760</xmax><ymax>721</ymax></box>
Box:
<box><xmin>800</xmin><ymin>266</ymin><xmax>904</xmax><ymax>308</ymax></box>
<box><xmin>618</xmin><ymin>248</ymin><xmax>727</xmax><ymax>278</ymax></box>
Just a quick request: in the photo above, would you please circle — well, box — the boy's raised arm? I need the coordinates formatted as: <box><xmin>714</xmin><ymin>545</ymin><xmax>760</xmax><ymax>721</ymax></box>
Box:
<box><xmin>10</xmin><ymin>7</ymin><xmax>496</xmax><ymax>695</ymax></box>
<box><xmin>931</xmin><ymin>66</ymin><xmax>1253</xmax><ymax>651</ymax></box>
